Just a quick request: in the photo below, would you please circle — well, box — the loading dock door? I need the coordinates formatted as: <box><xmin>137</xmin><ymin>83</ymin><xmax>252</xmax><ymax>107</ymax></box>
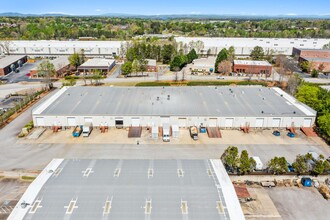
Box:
<box><xmin>67</xmin><ymin>117</ymin><xmax>76</xmax><ymax>127</ymax></box>
<box><xmin>303</xmin><ymin>118</ymin><xmax>312</xmax><ymax>127</ymax></box>
<box><xmin>84</xmin><ymin>117</ymin><xmax>93</xmax><ymax>124</ymax></box>
<box><xmin>160</xmin><ymin>117</ymin><xmax>170</xmax><ymax>126</ymax></box>
<box><xmin>36</xmin><ymin>117</ymin><xmax>45</xmax><ymax>126</ymax></box>
<box><xmin>208</xmin><ymin>118</ymin><xmax>217</xmax><ymax>127</ymax></box>
<box><xmin>132</xmin><ymin>118</ymin><xmax>140</xmax><ymax>127</ymax></box>
<box><xmin>272</xmin><ymin>118</ymin><xmax>281</xmax><ymax>127</ymax></box>
<box><xmin>255</xmin><ymin>118</ymin><xmax>264</xmax><ymax>128</ymax></box>
<box><xmin>178</xmin><ymin>118</ymin><xmax>187</xmax><ymax>128</ymax></box>
<box><xmin>225</xmin><ymin>118</ymin><xmax>234</xmax><ymax>127</ymax></box>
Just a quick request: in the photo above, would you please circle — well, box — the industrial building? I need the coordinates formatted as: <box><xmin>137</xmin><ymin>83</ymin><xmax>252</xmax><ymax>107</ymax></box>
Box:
<box><xmin>145</xmin><ymin>59</ymin><xmax>157</xmax><ymax>72</ymax></box>
<box><xmin>176</xmin><ymin>37</ymin><xmax>330</xmax><ymax>56</ymax></box>
<box><xmin>1</xmin><ymin>40</ymin><xmax>122</xmax><ymax>57</ymax></box>
<box><xmin>29</xmin><ymin>56</ymin><xmax>70</xmax><ymax>77</ymax></box>
<box><xmin>8</xmin><ymin>159</ymin><xmax>245</xmax><ymax>220</ymax></box>
<box><xmin>188</xmin><ymin>56</ymin><xmax>216</xmax><ymax>73</ymax></box>
<box><xmin>233</xmin><ymin>60</ymin><xmax>273</xmax><ymax>75</ymax></box>
<box><xmin>0</xmin><ymin>55</ymin><xmax>27</xmax><ymax>76</ymax></box>
<box><xmin>78</xmin><ymin>58</ymin><xmax>116</xmax><ymax>73</ymax></box>
<box><xmin>32</xmin><ymin>86</ymin><xmax>316</xmax><ymax>129</ymax></box>
<box><xmin>1</xmin><ymin>38</ymin><xmax>329</xmax><ymax>58</ymax></box>
<box><xmin>293</xmin><ymin>48</ymin><xmax>330</xmax><ymax>72</ymax></box>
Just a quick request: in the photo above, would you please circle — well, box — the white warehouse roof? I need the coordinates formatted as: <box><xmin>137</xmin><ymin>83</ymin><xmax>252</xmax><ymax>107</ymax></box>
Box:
<box><xmin>33</xmin><ymin>86</ymin><xmax>316</xmax><ymax>117</ymax></box>
<box><xmin>78</xmin><ymin>58</ymin><xmax>115</xmax><ymax>70</ymax></box>
<box><xmin>8</xmin><ymin>159</ymin><xmax>244</xmax><ymax>220</ymax></box>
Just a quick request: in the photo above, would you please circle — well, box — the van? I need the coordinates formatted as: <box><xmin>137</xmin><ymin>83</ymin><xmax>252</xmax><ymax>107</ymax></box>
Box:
<box><xmin>252</xmin><ymin>156</ymin><xmax>263</xmax><ymax>171</ymax></box>
<box><xmin>82</xmin><ymin>122</ymin><xmax>93</xmax><ymax>137</ymax></box>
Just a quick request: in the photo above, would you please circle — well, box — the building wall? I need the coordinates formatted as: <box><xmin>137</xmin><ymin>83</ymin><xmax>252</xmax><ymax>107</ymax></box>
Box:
<box><xmin>299</xmin><ymin>50</ymin><xmax>330</xmax><ymax>59</ymax></box>
<box><xmin>0</xmin><ymin>56</ymin><xmax>27</xmax><ymax>76</ymax></box>
<box><xmin>233</xmin><ymin>64</ymin><xmax>273</xmax><ymax>75</ymax></box>
<box><xmin>33</xmin><ymin>114</ymin><xmax>315</xmax><ymax>129</ymax></box>
<box><xmin>146</xmin><ymin>65</ymin><xmax>157</xmax><ymax>72</ymax></box>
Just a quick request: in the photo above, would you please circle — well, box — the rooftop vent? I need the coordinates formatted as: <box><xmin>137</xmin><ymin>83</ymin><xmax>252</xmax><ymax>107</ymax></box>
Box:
<box><xmin>157</xmin><ymin>97</ymin><xmax>160</xmax><ymax>101</ymax></box>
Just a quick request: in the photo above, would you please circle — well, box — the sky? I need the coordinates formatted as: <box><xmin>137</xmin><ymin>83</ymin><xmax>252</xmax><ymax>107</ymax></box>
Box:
<box><xmin>1</xmin><ymin>0</ymin><xmax>330</xmax><ymax>16</ymax></box>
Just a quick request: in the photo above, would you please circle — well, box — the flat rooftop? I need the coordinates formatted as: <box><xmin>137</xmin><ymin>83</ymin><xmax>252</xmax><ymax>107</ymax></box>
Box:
<box><xmin>301</xmin><ymin>57</ymin><xmax>330</xmax><ymax>62</ymax></box>
<box><xmin>78</xmin><ymin>58</ymin><xmax>115</xmax><ymax>70</ymax></box>
<box><xmin>9</xmin><ymin>159</ymin><xmax>244</xmax><ymax>220</ymax></box>
<box><xmin>0</xmin><ymin>55</ymin><xmax>26</xmax><ymax>68</ymax></box>
<box><xmin>34</xmin><ymin>86</ymin><xmax>316</xmax><ymax>117</ymax></box>
<box><xmin>30</xmin><ymin>56</ymin><xmax>70</xmax><ymax>71</ymax></box>
<box><xmin>234</xmin><ymin>60</ymin><xmax>272</xmax><ymax>66</ymax></box>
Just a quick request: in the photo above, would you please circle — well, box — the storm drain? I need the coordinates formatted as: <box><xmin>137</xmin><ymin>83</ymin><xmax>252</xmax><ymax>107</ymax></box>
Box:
<box><xmin>181</xmin><ymin>201</ymin><xmax>188</xmax><ymax>214</ymax></box>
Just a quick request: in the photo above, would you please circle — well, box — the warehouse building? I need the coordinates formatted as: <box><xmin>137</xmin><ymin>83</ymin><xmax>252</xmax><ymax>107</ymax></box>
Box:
<box><xmin>2</xmin><ymin>38</ymin><xmax>329</xmax><ymax>58</ymax></box>
<box><xmin>29</xmin><ymin>56</ymin><xmax>70</xmax><ymax>78</ymax></box>
<box><xmin>293</xmin><ymin>48</ymin><xmax>330</xmax><ymax>72</ymax></box>
<box><xmin>176</xmin><ymin>37</ymin><xmax>330</xmax><ymax>56</ymax></box>
<box><xmin>0</xmin><ymin>55</ymin><xmax>27</xmax><ymax>76</ymax></box>
<box><xmin>8</xmin><ymin>159</ymin><xmax>245</xmax><ymax>220</ymax></box>
<box><xmin>78</xmin><ymin>58</ymin><xmax>116</xmax><ymax>73</ymax></box>
<box><xmin>233</xmin><ymin>60</ymin><xmax>273</xmax><ymax>75</ymax></box>
<box><xmin>188</xmin><ymin>56</ymin><xmax>216</xmax><ymax>74</ymax></box>
<box><xmin>32</xmin><ymin>86</ymin><xmax>316</xmax><ymax>129</ymax></box>
<box><xmin>2</xmin><ymin>40</ymin><xmax>122</xmax><ymax>57</ymax></box>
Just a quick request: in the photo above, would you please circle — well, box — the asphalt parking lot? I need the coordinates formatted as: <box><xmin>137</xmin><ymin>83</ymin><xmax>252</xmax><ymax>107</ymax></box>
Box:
<box><xmin>267</xmin><ymin>187</ymin><xmax>330</xmax><ymax>220</ymax></box>
<box><xmin>1</xmin><ymin>61</ymin><xmax>42</xmax><ymax>84</ymax></box>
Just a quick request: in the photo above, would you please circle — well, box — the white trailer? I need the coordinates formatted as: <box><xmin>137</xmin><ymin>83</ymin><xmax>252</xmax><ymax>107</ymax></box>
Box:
<box><xmin>82</xmin><ymin>122</ymin><xmax>93</xmax><ymax>137</ymax></box>
<box><xmin>252</xmin><ymin>156</ymin><xmax>263</xmax><ymax>171</ymax></box>
<box><xmin>162</xmin><ymin>123</ymin><xmax>170</xmax><ymax>142</ymax></box>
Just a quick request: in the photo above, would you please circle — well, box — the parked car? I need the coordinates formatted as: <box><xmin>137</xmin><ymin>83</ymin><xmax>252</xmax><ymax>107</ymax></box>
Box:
<box><xmin>217</xmin><ymin>76</ymin><xmax>225</xmax><ymax>80</ymax></box>
<box><xmin>272</xmin><ymin>130</ymin><xmax>281</xmax><ymax>136</ymax></box>
<box><xmin>252</xmin><ymin>156</ymin><xmax>263</xmax><ymax>171</ymax></box>
<box><xmin>287</xmin><ymin>163</ymin><xmax>294</xmax><ymax>172</ymax></box>
<box><xmin>301</xmin><ymin>177</ymin><xmax>312</xmax><ymax>187</ymax></box>
<box><xmin>287</xmin><ymin>132</ymin><xmax>295</xmax><ymax>138</ymax></box>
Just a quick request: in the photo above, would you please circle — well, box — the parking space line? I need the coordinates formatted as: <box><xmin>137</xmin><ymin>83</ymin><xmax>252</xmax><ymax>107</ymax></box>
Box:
<box><xmin>148</xmin><ymin>168</ymin><xmax>154</xmax><ymax>179</ymax></box>
<box><xmin>177</xmin><ymin>169</ymin><xmax>184</xmax><ymax>177</ymax></box>
<box><xmin>144</xmin><ymin>199</ymin><xmax>152</xmax><ymax>214</ymax></box>
<box><xmin>114</xmin><ymin>168</ymin><xmax>121</xmax><ymax>177</ymax></box>
<box><xmin>82</xmin><ymin>168</ymin><xmax>94</xmax><ymax>177</ymax></box>
<box><xmin>181</xmin><ymin>200</ymin><xmax>188</xmax><ymax>214</ymax></box>
<box><xmin>64</xmin><ymin>199</ymin><xmax>78</xmax><ymax>214</ymax></box>
<box><xmin>29</xmin><ymin>199</ymin><xmax>42</xmax><ymax>214</ymax></box>
<box><xmin>102</xmin><ymin>196</ymin><xmax>113</xmax><ymax>216</ymax></box>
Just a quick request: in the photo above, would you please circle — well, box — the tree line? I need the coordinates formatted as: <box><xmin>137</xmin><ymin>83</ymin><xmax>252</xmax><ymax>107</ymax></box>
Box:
<box><xmin>0</xmin><ymin>17</ymin><xmax>330</xmax><ymax>40</ymax></box>
<box><xmin>222</xmin><ymin>146</ymin><xmax>330</xmax><ymax>175</ymax></box>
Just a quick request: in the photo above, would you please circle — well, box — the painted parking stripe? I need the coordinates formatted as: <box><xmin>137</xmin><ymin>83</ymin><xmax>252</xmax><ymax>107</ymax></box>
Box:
<box><xmin>64</xmin><ymin>199</ymin><xmax>78</xmax><ymax>214</ymax></box>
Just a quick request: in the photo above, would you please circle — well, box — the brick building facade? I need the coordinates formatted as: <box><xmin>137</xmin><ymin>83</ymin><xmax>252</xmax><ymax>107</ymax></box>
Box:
<box><xmin>233</xmin><ymin>60</ymin><xmax>272</xmax><ymax>75</ymax></box>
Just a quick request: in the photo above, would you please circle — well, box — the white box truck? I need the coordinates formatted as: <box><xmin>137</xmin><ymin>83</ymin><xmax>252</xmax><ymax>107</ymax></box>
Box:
<box><xmin>162</xmin><ymin>123</ymin><xmax>170</xmax><ymax>142</ymax></box>
<box><xmin>82</xmin><ymin>122</ymin><xmax>93</xmax><ymax>137</ymax></box>
<box><xmin>252</xmin><ymin>156</ymin><xmax>263</xmax><ymax>171</ymax></box>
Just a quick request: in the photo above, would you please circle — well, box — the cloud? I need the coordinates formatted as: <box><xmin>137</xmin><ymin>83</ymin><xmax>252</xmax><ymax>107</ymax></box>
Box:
<box><xmin>95</xmin><ymin>9</ymin><xmax>102</xmax><ymax>12</ymax></box>
<box><xmin>190</xmin><ymin>11</ymin><xmax>201</xmax><ymax>15</ymax></box>
<box><xmin>46</xmin><ymin>11</ymin><xmax>68</xmax><ymax>14</ymax></box>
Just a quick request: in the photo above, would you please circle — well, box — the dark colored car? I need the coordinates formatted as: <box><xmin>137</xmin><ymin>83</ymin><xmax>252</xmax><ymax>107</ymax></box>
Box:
<box><xmin>287</xmin><ymin>163</ymin><xmax>294</xmax><ymax>172</ymax></box>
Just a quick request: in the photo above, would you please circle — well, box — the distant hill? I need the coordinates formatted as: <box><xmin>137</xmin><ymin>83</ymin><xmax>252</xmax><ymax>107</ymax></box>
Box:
<box><xmin>0</xmin><ymin>12</ymin><xmax>329</xmax><ymax>20</ymax></box>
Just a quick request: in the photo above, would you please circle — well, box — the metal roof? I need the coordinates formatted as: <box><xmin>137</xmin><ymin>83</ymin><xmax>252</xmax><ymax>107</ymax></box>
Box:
<box><xmin>30</xmin><ymin>56</ymin><xmax>70</xmax><ymax>71</ymax></box>
<box><xmin>9</xmin><ymin>159</ymin><xmax>244</xmax><ymax>220</ymax></box>
<box><xmin>78</xmin><ymin>58</ymin><xmax>115</xmax><ymax>70</ymax></box>
<box><xmin>301</xmin><ymin>57</ymin><xmax>330</xmax><ymax>62</ymax></box>
<box><xmin>175</xmin><ymin>37</ymin><xmax>329</xmax><ymax>49</ymax></box>
<box><xmin>234</xmin><ymin>60</ymin><xmax>272</xmax><ymax>66</ymax></box>
<box><xmin>33</xmin><ymin>86</ymin><xmax>316</xmax><ymax>117</ymax></box>
<box><xmin>0</xmin><ymin>55</ymin><xmax>26</xmax><ymax>68</ymax></box>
